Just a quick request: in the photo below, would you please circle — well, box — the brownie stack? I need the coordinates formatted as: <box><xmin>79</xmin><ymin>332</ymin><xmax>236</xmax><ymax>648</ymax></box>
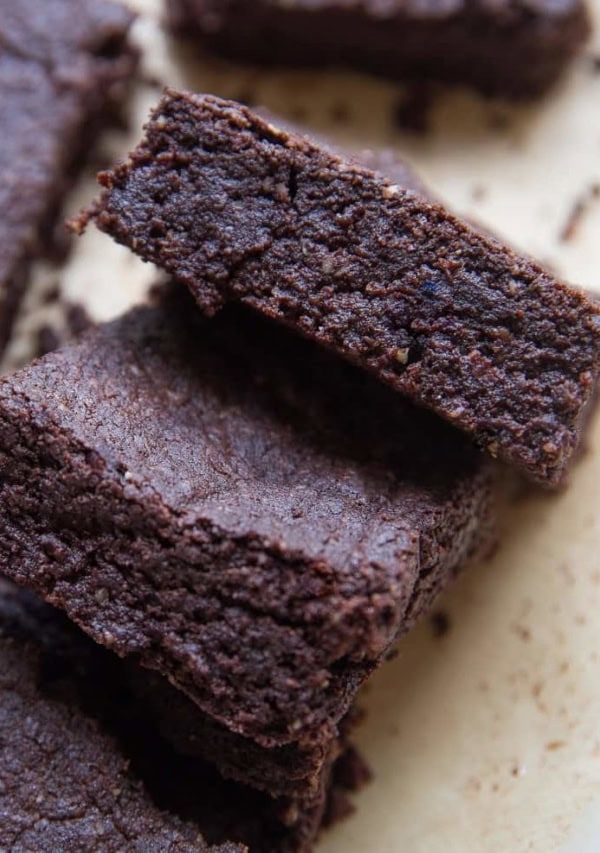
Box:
<box><xmin>0</xmin><ymin>89</ymin><xmax>599</xmax><ymax>851</ymax></box>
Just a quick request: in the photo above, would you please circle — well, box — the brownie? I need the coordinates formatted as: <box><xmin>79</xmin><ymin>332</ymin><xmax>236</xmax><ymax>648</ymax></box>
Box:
<box><xmin>0</xmin><ymin>581</ymin><xmax>240</xmax><ymax>853</ymax></box>
<box><xmin>124</xmin><ymin>662</ymin><xmax>358</xmax><ymax>806</ymax></box>
<box><xmin>0</xmin><ymin>284</ymin><xmax>493</xmax><ymax>805</ymax></box>
<box><xmin>0</xmin><ymin>0</ymin><xmax>137</xmax><ymax>356</ymax></box>
<box><xmin>85</xmin><ymin>92</ymin><xmax>600</xmax><ymax>484</ymax></box>
<box><xmin>0</xmin><ymin>580</ymin><xmax>367</xmax><ymax>852</ymax></box>
<box><xmin>166</xmin><ymin>0</ymin><xmax>590</xmax><ymax>98</ymax></box>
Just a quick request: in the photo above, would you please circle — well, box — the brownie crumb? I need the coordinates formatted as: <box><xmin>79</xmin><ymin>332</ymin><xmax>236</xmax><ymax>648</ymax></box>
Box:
<box><xmin>35</xmin><ymin>325</ymin><xmax>62</xmax><ymax>358</ymax></box>
<box><xmin>330</xmin><ymin>101</ymin><xmax>350</xmax><ymax>124</ymax></box>
<box><xmin>431</xmin><ymin>610</ymin><xmax>451</xmax><ymax>638</ymax></box>
<box><xmin>322</xmin><ymin>790</ymin><xmax>355</xmax><ymax>828</ymax></box>
<box><xmin>66</xmin><ymin>302</ymin><xmax>93</xmax><ymax>336</ymax></box>
<box><xmin>560</xmin><ymin>183</ymin><xmax>600</xmax><ymax>242</ymax></box>
<box><xmin>140</xmin><ymin>71</ymin><xmax>165</xmax><ymax>89</ymax></box>
<box><xmin>471</xmin><ymin>184</ymin><xmax>488</xmax><ymax>203</ymax></box>
<box><xmin>42</xmin><ymin>283</ymin><xmax>61</xmax><ymax>305</ymax></box>
<box><xmin>331</xmin><ymin>745</ymin><xmax>372</xmax><ymax>794</ymax></box>
<box><xmin>393</xmin><ymin>84</ymin><xmax>435</xmax><ymax>134</ymax></box>
<box><xmin>147</xmin><ymin>279</ymin><xmax>172</xmax><ymax>305</ymax></box>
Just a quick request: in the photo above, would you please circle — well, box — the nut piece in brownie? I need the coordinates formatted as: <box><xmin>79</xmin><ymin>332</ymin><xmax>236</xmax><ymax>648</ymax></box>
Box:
<box><xmin>0</xmin><ymin>285</ymin><xmax>493</xmax><ymax>802</ymax></box>
<box><xmin>0</xmin><ymin>581</ymin><xmax>367</xmax><ymax>853</ymax></box>
<box><xmin>86</xmin><ymin>92</ymin><xmax>600</xmax><ymax>484</ymax></box>
<box><xmin>0</xmin><ymin>581</ymin><xmax>241</xmax><ymax>853</ymax></box>
<box><xmin>166</xmin><ymin>0</ymin><xmax>590</xmax><ymax>98</ymax></box>
<box><xmin>0</xmin><ymin>0</ymin><xmax>137</xmax><ymax>356</ymax></box>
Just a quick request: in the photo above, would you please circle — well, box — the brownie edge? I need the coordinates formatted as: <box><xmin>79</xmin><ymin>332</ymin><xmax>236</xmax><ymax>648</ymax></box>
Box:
<box><xmin>166</xmin><ymin>0</ymin><xmax>590</xmax><ymax>98</ymax></box>
<box><xmin>86</xmin><ymin>92</ymin><xmax>600</xmax><ymax>484</ymax></box>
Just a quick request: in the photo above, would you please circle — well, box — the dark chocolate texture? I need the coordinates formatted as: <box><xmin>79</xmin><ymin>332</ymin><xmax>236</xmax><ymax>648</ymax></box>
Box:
<box><xmin>0</xmin><ymin>0</ymin><xmax>137</xmax><ymax>356</ymax></box>
<box><xmin>166</xmin><ymin>0</ymin><xmax>590</xmax><ymax>98</ymax></box>
<box><xmin>88</xmin><ymin>92</ymin><xmax>600</xmax><ymax>484</ymax></box>
<box><xmin>0</xmin><ymin>286</ymin><xmax>493</xmax><ymax>763</ymax></box>
<box><xmin>0</xmin><ymin>581</ymin><xmax>241</xmax><ymax>853</ymax></box>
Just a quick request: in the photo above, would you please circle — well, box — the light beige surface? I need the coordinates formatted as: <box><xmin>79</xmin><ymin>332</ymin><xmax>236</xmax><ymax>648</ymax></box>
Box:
<box><xmin>14</xmin><ymin>1</ymin><xmax>600</xmax><ymax>849</ymax></box>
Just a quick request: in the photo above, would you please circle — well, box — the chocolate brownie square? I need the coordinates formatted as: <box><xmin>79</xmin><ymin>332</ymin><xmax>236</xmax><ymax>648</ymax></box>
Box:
<box><xmin>0</xmin><ymin>283</ymin><xmax>493</xmax><ymax>804</ymax></box>
<box><xmin>0</xmin><ymin>0</ymin><xmax>137</xmax><ymax>356</ymax></box>
<box><xmin>166</xmin><ymin>0</ymin><xmax>590</xmax><ymax>98</ymax></box>
<box><xmin>85</xmin><ymin>92</ymin><xmax>600</xmax><ymax>484</ymax></box>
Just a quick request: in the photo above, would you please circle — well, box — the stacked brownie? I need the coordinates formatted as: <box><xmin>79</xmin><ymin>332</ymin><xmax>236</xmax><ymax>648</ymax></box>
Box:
<box><xmin>1</xmin><ymin>90</ymin><xmax>599</xmax><ymax>850</ymax></box>
<box><xmin>87</xmin><ymin>92</ymin><xmax>600</xmax><ymax>486</ymax></box>
<box><xmin>0</xmin><ymin>579</ymin><xmax>370</xmax><ymax>852</ymax></box>
<box><xmin>166</xmin><ymin>0</ymin><xmax>591</xmax><ymax>97</ymax></box>
<box><xmin>0</xmin><ymin>0</ymin><xmax>137</xmax><ymax>357</ymax></box>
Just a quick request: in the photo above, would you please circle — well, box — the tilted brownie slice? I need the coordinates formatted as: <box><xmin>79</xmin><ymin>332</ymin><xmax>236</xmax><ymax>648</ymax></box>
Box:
<box><xmin>166</xmin><ymin>0</ymin><xmax>590</xmax><ymax>98</ymax></box>
<box><xmin>85</xmin><ymin>92</ymin><xmax>600</xmax><ymax>484</ymax></box>
<box><xmin>0</xmin><ymin>581</ymin><xmax>241</xmax><ymax>853</ymax></box>
<box><xmin>0</xmin><ymin>0</ymin><xmax>137</xmax><ymax>356</ymax></box>
<box><xmin>0</xmin><ymin>286</ymin><xmax>493</xmax><ymax>796</ymax></box>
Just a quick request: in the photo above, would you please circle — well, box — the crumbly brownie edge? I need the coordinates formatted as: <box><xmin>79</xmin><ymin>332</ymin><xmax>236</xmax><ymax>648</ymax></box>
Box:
<box><xmin>87</xmin><ymin>91</ymin><xmax>600</xmax><ymax>484</ymax></box>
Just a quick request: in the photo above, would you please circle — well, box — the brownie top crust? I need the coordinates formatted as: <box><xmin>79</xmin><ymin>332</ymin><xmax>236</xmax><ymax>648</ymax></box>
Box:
<box><xmin>88</xmin><ymin>92</ymin><xmax>600</xmax><ymax>484</ymax></box>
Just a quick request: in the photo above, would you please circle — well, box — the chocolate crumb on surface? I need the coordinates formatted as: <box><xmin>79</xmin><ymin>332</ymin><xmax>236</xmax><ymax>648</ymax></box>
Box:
<box><xmin>431</xmin><ymin>610</ymin><xmax>452</xmax><ymax>639</ymax></box>
<box><xmin>559</xmin><ymin>184</ymin><xmax>600</xmax><ymax>242</ymax></box>
<box><xmin>393</xmin><ymin>85</ymin><xmax>435</xmax><ymax>135</ymax></box>
<box><xmin>66</xmin><ymin>302</ymin><xmax>94</xmax><ymax>337</ymax></box>
<box><xmin>35</xmin><ymin>325</ymin><xmax>63</xmax><ymax>359</ymax></box>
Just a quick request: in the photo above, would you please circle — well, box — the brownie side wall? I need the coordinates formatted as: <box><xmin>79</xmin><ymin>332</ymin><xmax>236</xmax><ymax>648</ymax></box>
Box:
<box><xmin>166</xmin><ymin>0</ymin><xmax>590</xmax><ymax>97</ymax></box>
<box><xmin>93</xmin><ymin>93</ymin><xmax>600</xmax><ymax>484</ymax></box>
<box><xmin>127</xmin><ymin>662</ymin><xmax>343</xmax><ymax>803</ymax></box>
